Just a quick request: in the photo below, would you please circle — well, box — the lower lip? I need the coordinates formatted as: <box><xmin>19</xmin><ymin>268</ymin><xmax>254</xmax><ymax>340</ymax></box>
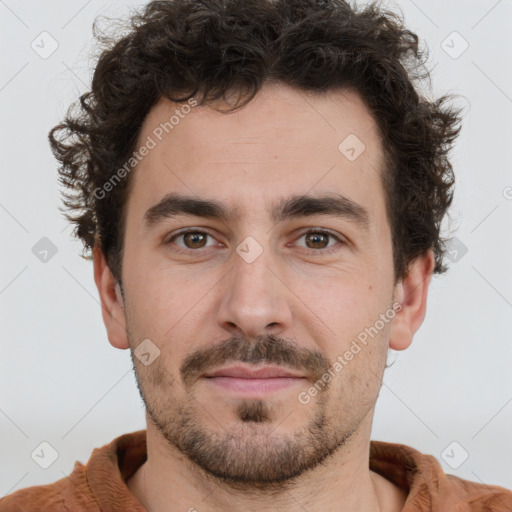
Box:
<box><xmin>204</xmin><ymin>376</ymin><xmax>305</xmax><ymax>394</ymax></box>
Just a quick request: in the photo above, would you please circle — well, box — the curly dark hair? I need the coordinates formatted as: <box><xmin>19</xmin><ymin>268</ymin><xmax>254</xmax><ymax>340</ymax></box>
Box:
<box><xmin>49</xmin><ymin>0</ymin><xmax>462</xmax><ymax>286</ymax></box>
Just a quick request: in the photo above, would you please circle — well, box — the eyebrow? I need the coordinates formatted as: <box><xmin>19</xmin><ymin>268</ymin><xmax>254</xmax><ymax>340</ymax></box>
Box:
<box><xmin>143</xmin><ymin>192</ymin><xmax>369</xmax><ymax>229</ymax></box>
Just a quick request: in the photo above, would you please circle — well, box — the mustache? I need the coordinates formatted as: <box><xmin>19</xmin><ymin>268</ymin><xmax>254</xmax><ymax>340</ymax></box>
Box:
<box><xmin>180</xmin><ymin>333</ymin><xmax>331</xmax><ymax>387</ymax></box>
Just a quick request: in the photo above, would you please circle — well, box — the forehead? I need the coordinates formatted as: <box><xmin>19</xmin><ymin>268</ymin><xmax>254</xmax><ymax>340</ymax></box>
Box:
<box><xmin>127</xmin><ymin>83</ymin><xmax>386</xmax><ymax>226</ymax></box>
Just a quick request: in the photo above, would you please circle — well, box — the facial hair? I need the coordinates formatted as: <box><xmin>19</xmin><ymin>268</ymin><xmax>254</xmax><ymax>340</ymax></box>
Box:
<box><xmin>129</xmin><ymin>332</ymin><xmax>366</xmax><ymax>491</ymax></box>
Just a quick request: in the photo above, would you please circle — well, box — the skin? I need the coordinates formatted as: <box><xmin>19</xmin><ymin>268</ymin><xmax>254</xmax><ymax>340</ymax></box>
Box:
<box><xmin>94</xmin><ymin>82</ymin><xmax>434</xmax><ymax>512</ymax></box>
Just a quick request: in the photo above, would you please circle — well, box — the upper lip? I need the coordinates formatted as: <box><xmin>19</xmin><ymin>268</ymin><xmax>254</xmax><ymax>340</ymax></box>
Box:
<box><xmin>203</xmin><ymin>365</ymin><xmax>304</xmax><ymax>379</ymax></box>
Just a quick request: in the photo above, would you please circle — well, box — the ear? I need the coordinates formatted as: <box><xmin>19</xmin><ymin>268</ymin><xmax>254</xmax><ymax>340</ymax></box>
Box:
<box><xmin>389</xmin><ymin>249</ymin><xmax>435</xmax><ymax>351</ymax></box>
<box><xmin>93</xmin><ymin>244</ymin><xmax>130</xmax><ymax>350</ymax></box>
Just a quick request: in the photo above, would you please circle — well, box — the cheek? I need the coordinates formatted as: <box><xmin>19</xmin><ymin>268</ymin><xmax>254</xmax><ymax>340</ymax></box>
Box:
<box><xmin>292</xmin><ymin>271</ymin><xmax>384</xmax><ymax>325</ymax></box>
<box><xmin>292</xmin><ymin>272</ymin><xmax>393</xmax><ymax>376</ymax></box>
<box><xmin>124</xmin><ymin>262</ymin><xmax>216</xmax><ymax>350</ymax></box>
<box><xmin>331</xmin><ymin>328</ymin><xmax>389</xmax><ymax>404</ymax></box>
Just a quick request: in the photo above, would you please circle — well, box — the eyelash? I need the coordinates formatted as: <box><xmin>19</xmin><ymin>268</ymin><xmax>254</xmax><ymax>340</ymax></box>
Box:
<box><xmin>165</xmin><ymin>228</ymin><xmax>344</xmax><ymax>256</ymax></box>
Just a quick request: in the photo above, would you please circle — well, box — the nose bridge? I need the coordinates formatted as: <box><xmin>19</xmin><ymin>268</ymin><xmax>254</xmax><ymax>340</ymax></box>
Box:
<box><xmin>229</xmin><ymin>237</ymin><xmax>277</xmax><ymax>309</ymax></box>
<box><xmin>217</xmin><ymin>235</ymin><xmax>292</xmax><ymax>336</ymax></box>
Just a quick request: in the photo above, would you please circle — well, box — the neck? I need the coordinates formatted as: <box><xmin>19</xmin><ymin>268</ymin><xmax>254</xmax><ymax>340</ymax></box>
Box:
<box><xmin>127</xmin><ymin>412</ymin><xmax>406</xmax><ymax>512</ymax></box>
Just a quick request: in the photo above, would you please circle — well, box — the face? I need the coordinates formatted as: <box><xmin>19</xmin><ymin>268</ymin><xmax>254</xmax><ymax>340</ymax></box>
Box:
<box><xmin>96</xmin><ymin>83</ymin><xmax>424</xmax><ymax>488</ymax></box>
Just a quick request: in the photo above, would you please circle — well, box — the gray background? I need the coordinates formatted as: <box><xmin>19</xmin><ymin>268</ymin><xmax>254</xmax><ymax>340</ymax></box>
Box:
<box><xmin>1</xmin><ymin>0</ymin><xmax>511</xmax><ymax>497</ymax></box>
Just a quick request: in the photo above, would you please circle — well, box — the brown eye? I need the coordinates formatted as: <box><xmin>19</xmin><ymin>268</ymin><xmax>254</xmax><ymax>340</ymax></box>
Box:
<box><xmin>182</xmin><ymin>232</ymin><xmax>208</xmax><ymax>249</ymax></box>
<box><xmin>304</xmin><ymin>232</ymin><xmax>330</xmax><ymax>249</ymax></box>
<box><xmin>166</xmin><ymin>230</ymin><xmax>217</xmax><ymax>254</ymax></box>
<box><xmin>293</xmin><ymin>229</ymin><xmax>344</xmax><ymax>256</ymax></box>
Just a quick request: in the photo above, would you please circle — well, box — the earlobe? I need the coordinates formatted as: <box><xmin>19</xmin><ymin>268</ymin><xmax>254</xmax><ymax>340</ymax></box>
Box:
<box><xmin>389</xmin><ymin>250</ymin><xmax>435</xmax><ymax>351</ymax></box>
<box><xmin>93</xmin><ymin>245</ymin><xmax>130</xmax><ymax>350</ymax></box>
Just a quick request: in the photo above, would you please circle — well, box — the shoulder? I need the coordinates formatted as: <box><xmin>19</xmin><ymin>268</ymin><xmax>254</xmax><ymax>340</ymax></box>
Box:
<box><xmin>443</xmin><ymin>473</ymin><xmax>512</xmax><ymax>511</ymax></box>
<box><xmin>0</xmin><ymin>461</ymin><xmax>97</xmax><ymax>512</ymax></box>
<box><xmin>370</xmin><ymin>440</ymin><xmax>512</xmax><ymax>511</ymax></box>
<box><xmin>0</xmin><ymin>484</ymin><xmax>68</xmax><ymax>512</ymax></box>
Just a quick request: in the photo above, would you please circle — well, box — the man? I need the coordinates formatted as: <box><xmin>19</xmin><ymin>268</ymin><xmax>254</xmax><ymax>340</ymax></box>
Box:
<box><xmin>1</xmin><ymin>0</ymin><xmax>511</xmax><ymax>510</ymax></box>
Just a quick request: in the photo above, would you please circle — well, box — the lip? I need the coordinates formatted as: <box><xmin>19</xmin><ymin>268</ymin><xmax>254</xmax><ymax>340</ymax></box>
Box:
<box><xmin>202</xmin><ymin>365</ymin><xmax>306</xmax><ymax>395</ymax></box>
<box><xmin>203</xmin><ymin>365</ymin><xmax>304</xmax><ymax>379</ymax></box>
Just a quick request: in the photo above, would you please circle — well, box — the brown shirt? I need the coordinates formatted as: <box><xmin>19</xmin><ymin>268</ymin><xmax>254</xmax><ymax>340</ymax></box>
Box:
<box><xmin>1</xmin><ymin>430</ymin><xmax>511</xmax><ymax>511</ymax></box>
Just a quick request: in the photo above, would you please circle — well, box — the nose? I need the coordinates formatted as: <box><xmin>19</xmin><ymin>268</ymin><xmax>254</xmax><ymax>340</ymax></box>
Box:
<box><xmin>216</xmin><ymin>245</ymin><xmax>293</xmax><ymax>339</ymax></box>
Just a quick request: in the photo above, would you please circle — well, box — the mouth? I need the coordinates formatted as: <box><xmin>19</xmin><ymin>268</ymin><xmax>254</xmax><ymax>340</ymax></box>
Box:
<box><xmin>202</xmin><ymin>365</ymin><xmax>307</xmax><ymax>395</ymax></box>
